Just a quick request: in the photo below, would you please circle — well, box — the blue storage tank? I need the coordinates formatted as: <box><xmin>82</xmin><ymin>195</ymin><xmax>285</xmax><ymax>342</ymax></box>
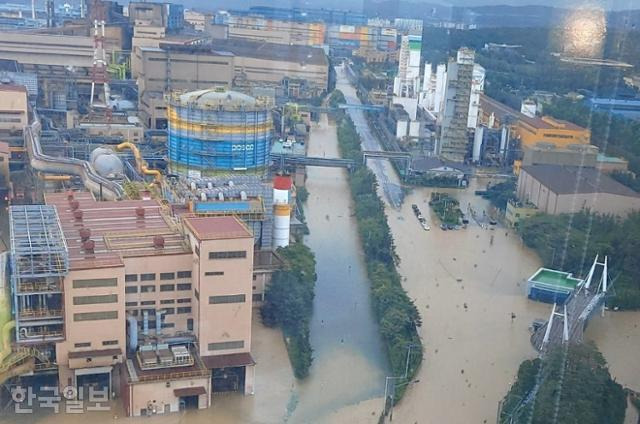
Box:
<box><xmin>167</xmin><ymin>88</ymin><xmax>272</xmax><ymax>176</ymax></box>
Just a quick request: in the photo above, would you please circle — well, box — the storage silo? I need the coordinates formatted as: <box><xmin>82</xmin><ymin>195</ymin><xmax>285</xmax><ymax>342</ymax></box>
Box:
<box><xmin>273</xmin><ymin>203</ymin><xmax>291</xmax><ymax>248</ymax></box>
<box><xmin>167</xmin><ymin>88</ymin><xmax>272</xmax><ymax>177</ymax></box>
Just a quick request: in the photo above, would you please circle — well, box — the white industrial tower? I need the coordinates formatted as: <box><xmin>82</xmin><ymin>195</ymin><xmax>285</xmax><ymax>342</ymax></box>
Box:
<box><xmin>393</xmin><ymin>35</ymin><xmax>422</xmax><ymax>120</ymax></box>
<box><xmin>90</xmin><ymin>19</ymin><xmax>111</xmax><ymax>109</ymax></box>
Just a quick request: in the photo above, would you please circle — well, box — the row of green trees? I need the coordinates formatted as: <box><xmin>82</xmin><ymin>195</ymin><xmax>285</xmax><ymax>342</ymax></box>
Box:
<box><xmin>336</xmin><ymin>115</ymin><xmax>423</xmax><ymax>401</ymax></box>
<box><xmin>518</xmin><ymin>211</ymin><xmax>640</xmax><ymax>309</ymax></box>
<box><xmin>499</xmin><ymin>343</ymin><xmax>626</xmax><ymax>424</ymax></box>
<box><xmin>260</xmin><ymin>243</ymin><xmax>317</xmax><ymax>379</ymax></box>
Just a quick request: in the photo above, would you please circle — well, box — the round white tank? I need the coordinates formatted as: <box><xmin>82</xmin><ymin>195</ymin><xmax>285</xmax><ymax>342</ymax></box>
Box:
<box><xmin>273</xmin><ymin>204</ymin><xmax>291</xmax><ymax>248</ymax></box>
<box><xmin>273</xmin><ymin>188</ymin><xmax>289</xmax><ymax>204</ymax></box>
<box><xmin>90</xmin><ymin>146</ymin><xmax>113</xmax><ymax>163</ymax></box>
<box><xmin>93</xmin><ymin>153</ymin><xmax>124</xmax><ymax>177</ymax></box>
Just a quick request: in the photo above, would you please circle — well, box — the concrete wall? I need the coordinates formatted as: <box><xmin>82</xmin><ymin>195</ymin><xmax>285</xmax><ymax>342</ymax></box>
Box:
<box><xmin>183</xmin><ymin>229</ymin><xmax>254</xmax><ymax>359</ymax></box>
<box><xmin>0</xmin><ymin>88</ymin><xmax>28</xmax><ymax>132</ymax></box>
<box><xmin>127</xmin><ymin>376</ymin><xmax>210</xmax><ymax>416</ymax></box>
<box><xmin>232</xmin><ymin>55</ymin><xmax>328</xmax><ymax>92</ymax></box>
<box><xmin>123</xmin><ymin>254</ymin><xmax>194</xmax><ymax>336</ymax></box>
<box><xmin>56</xmin><ymin>266</ymin><xmax>126</xmax><ymax>388</ymax></box>
<box><xmin>0</xmin><ymin>32</ymin><xmax>94</xmax><ymax>68</ymax></box>
<box><xmin>135</xmin><ymin>48</ymin><xmax>234</xmax><ymax>93</ymax></box>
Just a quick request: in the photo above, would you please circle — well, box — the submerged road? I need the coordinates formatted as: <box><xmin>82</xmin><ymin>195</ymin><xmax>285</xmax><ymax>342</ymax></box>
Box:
<box><xmin>335</xmin><ymin>64</ymin><xmax>404</xmax><ymax>209</ymax></box>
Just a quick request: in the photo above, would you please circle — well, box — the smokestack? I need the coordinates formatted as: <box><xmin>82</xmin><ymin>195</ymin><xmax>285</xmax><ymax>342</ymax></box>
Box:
<box><xmin>73</xmin><ymin>210</ymin><xmax>83</xmax><ymax>221</ymax></box>
<box><xmin>70</xmin><ymin>200</ymin><xmax>80</xmax><ymax>210</ymax></box>
<box><xmin>31</xmin><ymin>0</ymin><xmax>35</xmax><ymax>20</ymax></box>
<box><xmin>153</xmin><ymin>235</ymin><xmax>165</xmax><ymax>249</ymax></box>
<box><xmin>82</xmin><ymin>240</ymin><xmax>95</xmax><ymax>253</ymax></box>
<box><xmin>79</xmin><ymin>228</ymin><xmax>91</xmax><ymax>242</ymax></box>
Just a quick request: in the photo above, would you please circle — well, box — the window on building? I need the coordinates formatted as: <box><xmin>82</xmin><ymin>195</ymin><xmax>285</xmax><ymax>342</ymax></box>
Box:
<box><xmin>177</xmin><ymin>298</ymin><xmax>191</xmax><ymax>304</ymax></box>
<box><xmin>74</xmin><ymin>311</ymin><xmax>118</xmax><ymax>322</ymax></box>
<box><xmin>177</xmin><ymin>271</ymin><xmax>192</xmax><ymax>279</ymax></box>
<box><xmin>73</xmin><ymin>294</ymin><xmax>117</xmax><ymax>305</ymax></box>
<box><xmin>205</xmin><ymin>271</ymin><xmax>225</xmax><ymax>276</ymax></box>
<box><xmin>72</xmin><ymin>278</ymin><xmax>117</xmax><ymax>289</ymax></box>
<box><xmin>102</xmin><ymin>340</ymin><xmax>118</xmax><ymax>346</ymax></box>
<box><xmin>140</xmin><ymin>300</ymin><xmax>156</xmax><ymax>306</ymax></box>
<box><xmin>160</xmin><ymin>272</ymin><xmax>175</xmax><ymax>280</ymax></box>
<box><xmin>74</xmin><ymin>342</ymin><xmax>91</xmax><ymax>348</ymax></box>
<box><xmin>208</xmin><ymin>340</ymin><xmax>244</xmax><ymax>351</ymax></box>
<box><xmin>252</xmin><ymin>294</ymin><xmax>263</xmax><ymax>302</ymax></box>
<box><xmin>209</xmin><ymin>294</ymin><xmax>246</xmax><ymax>304</ymax></box>
<box><xmin>163</xmin><ymin>307</ymin><xmax>175</xmax><ymax>315</ymax></box>
<box><xmin>140</xmin><ymin>273</ymin><xmax>156</xmax><ymax>281</ymax></box>
<box><xmin>177</xmin><ymin>283</ymin><xmax>191</xmax><ymax>291</ymax></box>
<box><xmin>125</xmin><ymin>274</ymin><xmax>138</xmax><ymax>282</ymax></box>
<box><xmin>209</xmin><ymin>250</ymin><xmax>247</xmax><ymax>260</ymax></box>
<box><xmin>125</xmin><ymin>286</ymin><xmax>138</xmax><ymax>294</ymax></box>
<box><xmin>160</xmin><ymin>299</ymin><xmax>175</xmax><ymax>304</ymax></box>
<box><xmin>160</xmin><ymin>284</ymin><xmax>175</xmax><ymax>292</ymax></box>
<box><xmin>125</xmin><ymin>301</ymin><xmax>138</xmax><ymax>307</ymax></box>
<box><xmin>141</xmin><ymin>285</ymin><xmax>156</xmax><ymax>293</ymax></box>
<box><xmin>177</xmin><ymin>307</ymin><xmax>192</xmax><ymax>314</ymax></box>
<box><xmin>187</xmin><ymin>318</ymin><xmax>193</xmax><ymax>331</ymax></box>
<box><xmin>142</xmin><ymin>308</ymin><xmax>156</xmax><ymax>316</ymax></box>
<box><xmin>162</xmin><ymin>322</ymin><xmax>175</xmax><ymax>329</ymax></box>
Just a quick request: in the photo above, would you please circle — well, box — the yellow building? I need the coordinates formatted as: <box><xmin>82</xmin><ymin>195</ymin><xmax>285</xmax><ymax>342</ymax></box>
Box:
<box><xmin>515</xmin><ymin>115</ymin><xmax>590</xmax><ymax>148</ymax></box>
<box><xmin>0</xmin><ymin>85</ymin><xmax>28</xmax><ymax>133</ymax></box>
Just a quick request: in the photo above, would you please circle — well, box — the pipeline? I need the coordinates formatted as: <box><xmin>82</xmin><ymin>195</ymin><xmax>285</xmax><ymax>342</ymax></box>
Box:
<box><xmin>0</xmin><ymin>321</ymin><xmax>15</xmax><ymax>363</ymax></box>
<box><xmin>116</xmin><ymin>141</ymin><xmax>162</xmax><ymax>183</ymax></box>
<box><xmin>25</xmin><ymin>110</ymin><xmax>124</xmax><ymax>200</ymax></box>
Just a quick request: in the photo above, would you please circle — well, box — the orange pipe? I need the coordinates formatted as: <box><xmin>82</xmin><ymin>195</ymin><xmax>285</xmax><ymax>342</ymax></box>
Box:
<box><xmin>116</xmin><ymin>142</ymin><xmax>162</xmax><ymax>183</ymax></box>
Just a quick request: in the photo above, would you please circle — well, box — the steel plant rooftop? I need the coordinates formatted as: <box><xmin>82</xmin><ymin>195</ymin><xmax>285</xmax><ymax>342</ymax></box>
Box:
<box><xmin>45</xmin><ymin>192</ymin><xmax>190</xmax><ymax>271</ymax></box>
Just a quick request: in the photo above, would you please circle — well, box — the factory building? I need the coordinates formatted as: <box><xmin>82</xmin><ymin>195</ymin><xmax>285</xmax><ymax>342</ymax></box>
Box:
<box><xmin>515</xmin><ymin>115</ymin><xmax>591</xmax><ymax>149</ymax></box>
<box><xmin>8</xmin><ymin>193</ymin><xmax>257</xmax><ymax>416</ymax></box>
<box><xmin>516</xmin><ymin>165</ymin><xmax>640</xmax><ymax>217</ymax></box>
<box><xmin>212</xmin><ymin>13</ymin><xmax>326</xmax><ymax>47</ymax></box>
<box><xmin>167</xmin><ymin>89</ymin><xmax>271</xmax><ymax>176</ymax></box>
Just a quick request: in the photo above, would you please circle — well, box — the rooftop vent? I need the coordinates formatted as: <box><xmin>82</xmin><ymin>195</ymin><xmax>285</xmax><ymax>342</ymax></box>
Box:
<box><xmin>153</xmin><ymin>235</ymin><xmax>165</xmax><ymax>249</ymax></box>
<box><xmin>82</xmin><ymin>239</ymin><xmax>95</xmax><ymax>253</ymax></box>
<box><xmin>67</xmin><ymin>192</ymin><xmax>74</xmax><ymax>201</ymax></box>
<box><xmin>73</xmin><ymin>210</ymin><xmax>83</xmax><ymax>221</ymax></box>
<box><xmin>136</xmin><ymin>206</ymin><xmax>145</xmax><ymax>218</ymax></box>
<box><xmin>70</xmin><ymin>200</ymin><xmax>80</xmax><ymax>211</ymax></box>
<box><xmin>79</xmin><ymin>228</ymin><xmax>91</xmax><ymax>242</ymax></box>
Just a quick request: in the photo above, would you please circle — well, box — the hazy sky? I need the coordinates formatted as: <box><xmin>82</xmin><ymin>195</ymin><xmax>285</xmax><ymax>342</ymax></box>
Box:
<box><xmin>201</xmin><ymin>0</ymin><xmax>638</xmax><ymax>11</ymax></box>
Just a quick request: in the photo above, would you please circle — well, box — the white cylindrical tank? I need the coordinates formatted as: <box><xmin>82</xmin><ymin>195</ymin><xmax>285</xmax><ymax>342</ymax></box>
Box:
<box><xmin>273</xmin><ymin>204</ymin><xmax>291</xmax><ymax>248</ymax></box>
<box><xmin>472</xmin><ymin>126</ymin><xmax>484</xmax><ymax>163</ymax></box>
<box><xmin>90</xmin><ymin>146</ymin><xmax>112</xmax><ymax>163</ymax></box>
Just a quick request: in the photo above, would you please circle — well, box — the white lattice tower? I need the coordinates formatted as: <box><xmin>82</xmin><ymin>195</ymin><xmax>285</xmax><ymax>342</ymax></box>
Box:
<box><xmin>90</xmin><ymin>19</ymin><xmax>111</xmax><ymax>109</ymax></box>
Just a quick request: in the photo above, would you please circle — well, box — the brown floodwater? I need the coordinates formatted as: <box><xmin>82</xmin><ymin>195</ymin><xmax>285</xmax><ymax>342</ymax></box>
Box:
<box><xmin>2</xmin><ymin>116</ymin><xmax>638</xmax><ymax>424</ymax></box>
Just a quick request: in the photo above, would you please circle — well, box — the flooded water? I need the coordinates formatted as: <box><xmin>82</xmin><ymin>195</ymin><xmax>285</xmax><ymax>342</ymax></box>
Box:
<box><xmin>384</xmin><ymin>181</ymin><xmax>640</xmax><ymax>424</ymax></box>
<box><xmin>288</xmin><ymin>113</ymin><xmax>389</xmax><ymax>422</ymax></box>
<box><xmin>2</xmin><ymin>116</ymin><xmax>638</xmax><ymax>424</ymax></box>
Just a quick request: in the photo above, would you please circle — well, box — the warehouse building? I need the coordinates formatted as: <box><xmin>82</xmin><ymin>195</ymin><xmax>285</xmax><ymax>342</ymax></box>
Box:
<box><xmin>516</xmin><ymin>164</ymin><xmax>640</xmax><ymax>217</ymax></box>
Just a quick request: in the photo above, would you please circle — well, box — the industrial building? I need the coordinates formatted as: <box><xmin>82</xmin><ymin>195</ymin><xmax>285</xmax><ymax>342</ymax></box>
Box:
<box><xmin>212</xmin><ymin>13</ymin><xmax>326</xmax><ymax>47</ymax></box>
<box><xmin>438</xmin><ymin>48</ymin><xmax>476</xmax><ymax>162</ymax></box>
<box><xmin>516</xmin><ymin>115</ymin><xmax>591</xmax><ymax>149</ymax></box>
<box><xmin>516</xmin><ymin>164</ymin><xmax>640</xmax><ymax>217</ymax></box>
<box><xmin>7</xmin><ymin>193</ymin><xmax>258</xmax><ymax>416</ymax></box>
<box><xmin>0</xmin><ymin>84</ymin><xmax>28</xmax><ymax>133</ymax></box>
<box><xmin>167</xmin><ymin>89</ymin><xmax>271</xmax><ymax>176</ymax></box>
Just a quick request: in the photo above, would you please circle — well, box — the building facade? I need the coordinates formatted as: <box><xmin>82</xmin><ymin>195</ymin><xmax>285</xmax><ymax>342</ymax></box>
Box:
<box><xmin>9</xmin><ymin>193</ymin><xmax>257</xmax><ymax>417</ymax></box>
